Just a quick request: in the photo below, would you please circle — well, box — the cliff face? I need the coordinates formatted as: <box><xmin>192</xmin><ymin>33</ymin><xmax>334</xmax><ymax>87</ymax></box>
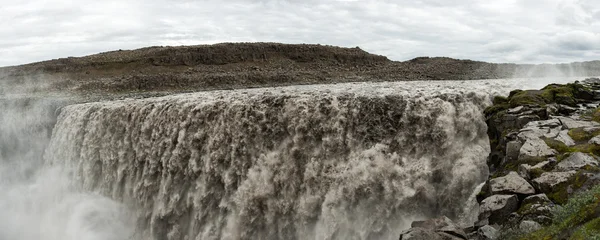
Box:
<box><xmin>1</xmin><ymin>43</ymin><xmax>599</xmax><ymax>97</ymax></box>
<box><xmin>399</xmin><ymin>78</ymin><xmax>600</xmax><ymax>240</ymax></box>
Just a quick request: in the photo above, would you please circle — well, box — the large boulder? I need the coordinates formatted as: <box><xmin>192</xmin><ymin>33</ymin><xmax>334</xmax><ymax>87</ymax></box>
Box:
<box><xmin>476</xmin><ymin>225</ymin><xmax>498</xmax><ymax>240</ymax></box>
<box><xmin>479</xmin><ymin>195</ymin><xmax>519</xmax><ymax>225</ymax></box>
<box><xmin>402</xmin><ymin>216</ymin><xmax>467</xmax><ymax>240</ymax></box>
<box><xmin>505</xmin><ymin>141</ymin><xmax>523</xmax><ymax>162</ymax></box>
<box><xmin>489</xmin><ymin>171</ymin><xmax>535</xmax><ymax>195</ymax></box>
<box><xmin>518</xmin><ymin>159</ymin><xmax>556</xmax><ymax>180</ymax></box>
<box><xmin>555</xmin><ymin>116</ymin><xmax>600</xmax><ymax>129</ymax></box>
<box><xmin>555</xmin><ymin>152</ymin><xmax>599</xmax><ymax>171</ymax></box>
<box><xmin>532</xmin><ymin>171</ymin><xmax>577</xmax><ymax>193</ymax></box>
<box><xmin>518</xmin><ymin>139</ymin><xmax>557</xmax><ymax>161</ymax></box>
<box><xmin>555</xmin><ymin>130</ymin><xmax>576</xmax><ymax>146</ymax></box>
<box><xmin>517</xmin><ymin>194</ymin><xmax>554</xmax><ymax>224</ymax></box>
<box><xmin>409</xmin><ymin>216</ymin><xmax>467</xmax><ymax>240</ymax></box>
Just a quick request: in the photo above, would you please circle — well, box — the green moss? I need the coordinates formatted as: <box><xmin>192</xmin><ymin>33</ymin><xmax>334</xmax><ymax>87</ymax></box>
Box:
<box><xmin>544</xmin><ymin>138</ymin><xmax>571</xmax><ymax>153</ymax></box>
<box><xmin>568</xmin><ymin>128</ymin><xmax>600</xmax><ymax>142</ymax></box>
<box><xmin>547</xmin><ymin>171</ymin><xmax>589</xmax><ymax>205</ymax></box>
<box><xmin>570</xmin><ymin>218</ymin><xmax>600</xmax><ymax>239</ymax></box>
<box><xmin>484</xmin><ymin>104</ymin><xmax>509</xmax><ymax>118</ymax></box>
<box><xmin>572</xmin><ymin>144</ymin><xmax>600</xmax><ymax>156</ymax></box>
<box><xmin>509</xmin><ymin>90</ymin><xmax>548</xmax><ymax>107</ymax></box>
<box><xmin>494</xmin><ymin>95</ymin><xmax>509</xmax><ymax>105</ymax></box>
<box><xmin>540</xmin><ymin>84</ymin><xmax>580</xmax><ymax>106</ymax></box>
<box><xmin>517</xmin><ymin>185</ymin><xmax>600</xmax><ymax>239</ymax></box>
<box><xmin>509</xmin><ymin>89</ymin><xmax>524</xmax><ymax>98</ymax></box>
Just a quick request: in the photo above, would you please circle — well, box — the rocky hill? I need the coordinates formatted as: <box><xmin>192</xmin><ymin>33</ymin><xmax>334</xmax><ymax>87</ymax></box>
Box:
<box><xmin>1</xmin><ymin>43</ymin><xmax>600</xmax><ymax>97</ymax></box>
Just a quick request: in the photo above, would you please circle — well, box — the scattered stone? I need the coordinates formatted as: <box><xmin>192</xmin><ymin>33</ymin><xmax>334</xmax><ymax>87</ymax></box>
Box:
<box><xmin>518</xmin><ymin>126</ymin><xmax>560</xmax><ymax>142</ymax></box>
<box><xmin>523</xmin><ymin>119</ymin><xmax>561</xmax><ymax>129</ymax></box>
<box><xmin>555</xmin><ymin>152</ymin><xmax>599</xmax><ymax>171</ymax></box>
<box><xmin>517</xmin><ymin>115</ymin><xmax>541</xmax><ymax>129</ymax></box>
<box><xmin>554</xmin><ymin>130</ymin><xmax>576</xmax><ymax>146</ymax></box>
<box><xmin>476</xmin><ymin>225</ymin><xmax>498</xmax><ymax>240</ymax></box>
<box><xmin>507</xmin><ymin>106</ymin><xmax>524</xmax><ymax>114</ymax></box>
<box><xmin>522</xmin><ymin>193</ymin><xmax>552</xmax><ymax>206</ymax></box>
<box><xmin>489</xmin><ymin>171</ymin><xmax>535</xmax><ymax>195</ymax></box>
<box><xmin>519</xmin><ymin>220</ymin><xmax>542</xmax><ymax>233</ymax></box>
<box><xmin>518</xmin><ymin>160</ymin><xmax>554</xmax><ymax>180</ymax></box>
<box><xmin>518</xmin><ymin>194</ymin><xmax>554</xmax><ymax>225</ymax></box>
<box><xmin>555</xmin><ymin>116</ymin><xmax>600</xmax><ymax>129</ymax></box>
<box><xmin>532</xmin><ymin>171</ymin><xmax>577</xmax><ymax>194</ymax></box>
<box><xmin>518</xmin><ymin>139</ymin><xmax>557</xmax><ymax>161</ymax></box>
<box><xmin>479</xmin><ymin>195</ymin><xmax>519</xmax><ymax>225</ymax></box>
<box><xmin>505</xmin><ymin>141</ymin><xmax>523</xmax><ymax>162</ymax></box>
<box><xmin>557</xmin><ymin>104</ymin><xmax>578</xmax><ymax>115</ymax></box>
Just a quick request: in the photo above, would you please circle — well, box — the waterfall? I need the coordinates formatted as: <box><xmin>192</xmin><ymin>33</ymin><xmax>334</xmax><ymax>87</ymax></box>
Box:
<box><xmin>0</xmin><ymin>97</ymin><xmax>136</xmax><ymax>240</ymax></box>
<box><xmin>44</xmin><ymin>80</ymin><xmax>514</xmax><ymax>240</ymax></box>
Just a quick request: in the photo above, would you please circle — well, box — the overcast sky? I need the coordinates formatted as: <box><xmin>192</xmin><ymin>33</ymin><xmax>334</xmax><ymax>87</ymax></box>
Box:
<box><xmin>1</xmin><ymin>0</ymin><xmax>599</xmax><ymax>67</ymax></box>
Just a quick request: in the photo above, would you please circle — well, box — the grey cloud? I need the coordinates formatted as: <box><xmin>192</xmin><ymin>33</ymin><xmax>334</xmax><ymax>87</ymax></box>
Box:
<box><xmin>0</xmin><ymin>0</ymin><xmax>599</xmax><ymax>66</ymax></box>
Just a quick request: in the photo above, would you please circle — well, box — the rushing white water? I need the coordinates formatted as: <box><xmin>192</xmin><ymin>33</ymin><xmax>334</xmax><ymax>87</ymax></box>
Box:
<box><xmin>0</xmin><ymin>77</ymin><xmax>588</xmax><ymax>240</ymax></box>
<box><xmin>0</xmin><ymin>98</ymin><xmax>136</xmax><ymax>240</ymax></box>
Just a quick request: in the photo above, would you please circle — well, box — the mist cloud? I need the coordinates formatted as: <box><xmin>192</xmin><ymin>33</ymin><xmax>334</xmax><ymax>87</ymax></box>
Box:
<box><xmin>1</xmin><ymin>0</ymin><xmax>599</xmax><ymax>66</ymax></box>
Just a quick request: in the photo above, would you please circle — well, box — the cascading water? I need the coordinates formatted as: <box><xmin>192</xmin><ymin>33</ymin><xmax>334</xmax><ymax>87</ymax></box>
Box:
<box><xmin>43</xmin><ymin>80</ymin><xmax>523</xmax><ymax>240</ymax></box>
<box><xmin>0</xmin><ymin>97</ymin><xmax>136</xmax><ymax>240</ymax></box>
<box><xmin>1</xmin><ymin>77</ymin><xmax>582</xmax><ymax>240</ymax></box>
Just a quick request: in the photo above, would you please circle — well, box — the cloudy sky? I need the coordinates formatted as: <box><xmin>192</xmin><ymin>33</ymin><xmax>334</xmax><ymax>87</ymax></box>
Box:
<box><xmin>1</xmin><ymin>0</ymin><xmax>599</xmax><ymax>67</ymax></box>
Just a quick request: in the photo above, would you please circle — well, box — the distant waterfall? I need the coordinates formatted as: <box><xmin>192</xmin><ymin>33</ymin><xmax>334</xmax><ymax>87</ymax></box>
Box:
<box><xmin>45</xmin><ymin>81</ymin><xmax>515</xmax><ymax>240</ymax></box>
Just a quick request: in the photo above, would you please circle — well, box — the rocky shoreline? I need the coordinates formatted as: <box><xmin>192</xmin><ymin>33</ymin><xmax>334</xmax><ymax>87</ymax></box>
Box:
<box><xmin>400</xmin><ymin>77</ymin><xmax>600</xmax><ymax>240</ymax></box>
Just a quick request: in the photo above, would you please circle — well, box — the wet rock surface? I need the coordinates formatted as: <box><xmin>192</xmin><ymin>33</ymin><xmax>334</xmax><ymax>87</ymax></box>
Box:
<box><xmin>405</xmin><ymin>78</ymin><xmax>600</xmax><ymax>240</ymax></box>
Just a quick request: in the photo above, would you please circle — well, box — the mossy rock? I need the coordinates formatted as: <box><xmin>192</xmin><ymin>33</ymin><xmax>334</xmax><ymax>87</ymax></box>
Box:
<box><xmin>494</xmin><ymin>95</ymin><xmax>509</xmax><ymax>105</ymax></box>
<box><xmin>544</xmin><ymin>136</ymin><xmax>600</xmax><ymax>156</ymax></box>
<box><xmin>544</xmin><ymin>138</ymin><xmax>571</xmax><ymax>154</ymax></box>
<box><xmin>509</xmin><ymin>90</ymin><xmax>548</xmax><ymax>107</ymax></box>
<box><xmin>516</xmin><ymin>185</ymin><xmax>600</xmax><ymax>239</ymax></box>
<box><xmin>546</xmin><ymin>171</ymin><xmax>589</xmax><ymax>205</ymax></box>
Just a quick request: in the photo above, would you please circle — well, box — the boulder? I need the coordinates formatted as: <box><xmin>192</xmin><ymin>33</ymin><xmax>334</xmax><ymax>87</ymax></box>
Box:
<box><xmin>409</xmin><ymin>216</ymin><xmax>467</xmax><ymax>240</ymax></box>
<box><xmin>507</xmin><ymin>106</ymin><xmax>524</xmax><ymax>114</ymax></box>
<box><xmin>554</xmin><ymin>130</ymin><xmax>576</xmax><ymax>146</ymax></box>
<box><xmin>518</xmin><ymin>139</ymin><xmax>557</xmax><ymax>161</ymax></box>
<box><xmin>505</xmin><ymin>141</ymin><xmax>523</xmax><ymax>162</ymax></box>
<box><xmin>518</xmin><ymin>160</ymin><xmax>555</xmax><ymax>180</ymax></box>
<box><xmin>522</xmin><ymin>193</ymin><xmax>552</xmax><ymax>205</ymax></box>
<box><xmin>518</xmin><ymin>127</ymin><xmax>560</xmax><ymax>142</ymax></box>
<box><xmin>479</xmin><ymin>195</ymin><xmax>519</xmax><ymax>225</ymax></box>
<box><xmin>532</xmin><ymin>171</ymin><xmax>577</xmax><ymax>194</ymax></box>
<box><xmin>517</xmin><ymin>115</ymin><xmax>541</xmax><ymax>128</ymax></box>
<box><xmin>489</xmin><ymin>171</ymin><xmax>535</xmax><ymax>195</ymax></box>
<box><xmin>399</xmin><ymin>228</ymin><xmax>443</xmax><ymax>240</ymax></box>
<box><xmin>518</xmin><ymin>194</ymin><xmax>554</xmax><ymax>225</ymax></box>
<box><xmin>555</xmin><ymin>152</ymin><xmax>599</xmax><ymax>171</ymax></box>
<box><xmin>476</xmin><ymin>225</ymin><xmax>498</xmax><ymax>240</ymax></box>
<box><xmin>555</xmin><ymin>116</ymin><xmax>600</xmax><ymax>129</ymax></box>
<box><xmin>523</xmin><ymin>119</ymin><xmax>561</xmax><ymax>129</ymax></box>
